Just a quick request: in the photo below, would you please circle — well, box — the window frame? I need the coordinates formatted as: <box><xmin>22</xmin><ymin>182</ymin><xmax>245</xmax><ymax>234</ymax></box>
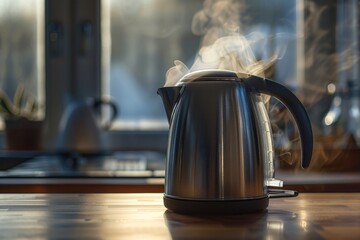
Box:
<box><xmin>44</xmin><ymin>0</ymin><xmax>168</xmax><ymax>152</ymax></box>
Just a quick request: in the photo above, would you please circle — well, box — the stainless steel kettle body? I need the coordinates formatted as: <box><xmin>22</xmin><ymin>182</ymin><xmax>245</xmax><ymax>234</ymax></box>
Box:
<box><xmin>158</xmin><ymin>71</ymin><xmax>313</xmax><ymax>214</ymax></box>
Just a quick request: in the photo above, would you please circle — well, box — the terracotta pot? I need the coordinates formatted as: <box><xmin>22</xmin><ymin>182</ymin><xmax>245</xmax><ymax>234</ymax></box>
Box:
<box><xmin>4</xmin><ymin>119</ymin><xmax>43</xmax><ymax>151</ymax></box>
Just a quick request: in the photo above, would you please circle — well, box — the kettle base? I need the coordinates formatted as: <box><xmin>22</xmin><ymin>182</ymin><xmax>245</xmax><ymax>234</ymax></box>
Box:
<box><xmin>164</xmin><ymin>195</ymin><xmax>269</xmax><ymax>215</ymax></box>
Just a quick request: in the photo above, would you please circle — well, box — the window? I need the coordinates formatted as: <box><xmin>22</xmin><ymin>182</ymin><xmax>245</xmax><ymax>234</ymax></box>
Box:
<box><xmin>102</xmin><ymin>0</ymin><xmax>203</xmax><ymax>129</ymax></box>
<box><xmin>0</xmin><ymin>0</ymin><xmax>45</xmax><ymax>123</ymax></box>
<box><xmin>102</xmin><ymin>0</ymin><xmax>297</xmax><ymax>129</ymax></box>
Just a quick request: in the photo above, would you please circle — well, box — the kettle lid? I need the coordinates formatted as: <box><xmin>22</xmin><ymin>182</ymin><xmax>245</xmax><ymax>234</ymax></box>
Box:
<box><xmin>177</xmin><ymin>69</ymin><xmax>250</xmax><ymax>85</ymax></box>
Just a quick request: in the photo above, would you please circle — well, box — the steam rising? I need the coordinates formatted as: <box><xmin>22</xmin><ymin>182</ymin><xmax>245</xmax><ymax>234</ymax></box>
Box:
<box><xmin>162</xmin><ymin>0</ymin><xmax>360</xmax><ymax>172</ymax></box>
<box><xmin>165</xmin><ymin>0</ymin><xmax>288</xmax><ymax>86</ymax></box>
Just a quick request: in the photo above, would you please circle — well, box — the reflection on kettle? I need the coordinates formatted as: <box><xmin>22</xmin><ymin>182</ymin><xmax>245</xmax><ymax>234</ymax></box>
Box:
<box><xmin>56</xmin><ymin>97</ymin><xmax>118</xmax><ymax>154</ymax></box>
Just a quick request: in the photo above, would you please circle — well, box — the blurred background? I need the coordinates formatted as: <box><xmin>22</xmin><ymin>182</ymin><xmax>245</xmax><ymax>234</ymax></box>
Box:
<box><xmin>0</xmin><ymin>0</ymin><xmax>359</xmax><ymax>190</ymax></box>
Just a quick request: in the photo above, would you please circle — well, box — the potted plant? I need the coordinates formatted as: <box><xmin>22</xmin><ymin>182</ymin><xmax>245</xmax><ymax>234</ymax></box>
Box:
<box><xmin>0</xmin><ymin>83</ymin><xmax>43</xmax><ymax>151</ymax></box>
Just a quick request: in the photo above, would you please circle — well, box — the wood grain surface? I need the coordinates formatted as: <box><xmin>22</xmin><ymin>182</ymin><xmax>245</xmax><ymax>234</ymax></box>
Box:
<box><xmin>0</xmin><ymin>193</ymin><xmax>359</xmax><ymax>239</ymax></box>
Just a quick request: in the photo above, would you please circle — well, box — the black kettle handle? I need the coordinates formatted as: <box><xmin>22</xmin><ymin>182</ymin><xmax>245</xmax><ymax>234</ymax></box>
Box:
<box><xmin>245</xmin><ymin>76</ymin><xmax>313</xmax><ymax>168</ymax></box>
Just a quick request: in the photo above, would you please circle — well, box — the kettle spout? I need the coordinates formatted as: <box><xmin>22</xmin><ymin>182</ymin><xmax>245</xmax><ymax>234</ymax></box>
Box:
<box><xmin>157</xmin><ymin>86</ymin><xmax>182</xmax><ymax>123</ymax></box>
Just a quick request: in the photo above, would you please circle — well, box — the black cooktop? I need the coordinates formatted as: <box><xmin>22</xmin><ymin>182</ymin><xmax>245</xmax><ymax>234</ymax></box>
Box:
<box><xmin>0</xmin><ymin>150</ymin><xmax>166</xmax><ymax>178</ymax></box>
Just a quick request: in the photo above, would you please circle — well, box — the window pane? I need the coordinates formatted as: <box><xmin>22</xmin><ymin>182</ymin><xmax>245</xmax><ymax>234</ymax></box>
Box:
<box><xmin>0</xmin><ymin>0</ymin><xmax>45</xmax><ymax>120</ymax></box>
<box><xmin>103</xmin><ymin>0</ymin><xmax>203</xmax><ymax>129</ymax></box>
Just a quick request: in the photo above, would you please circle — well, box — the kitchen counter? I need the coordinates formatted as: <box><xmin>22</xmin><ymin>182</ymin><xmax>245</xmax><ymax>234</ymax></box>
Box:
<box><xmin>0</xmin><ymin>193</ymin><xmax>359</xmax><ymax>239</ymax></box>
<box><xmin>1</xmin><ymin>172</ymin><xmax>359</xmax><ymax>193</ymax></box>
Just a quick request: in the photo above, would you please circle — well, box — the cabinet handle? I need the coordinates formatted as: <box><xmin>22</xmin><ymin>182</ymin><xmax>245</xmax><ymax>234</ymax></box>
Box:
<box><xmin>48</xmin><ymin>22</ymin><xmax>63</xmax><ymax>57</ymax></box>
<box><xmin>79</xmin><ymin>21</ymin><xmax>93</xmax><ymax>56</ymax></box>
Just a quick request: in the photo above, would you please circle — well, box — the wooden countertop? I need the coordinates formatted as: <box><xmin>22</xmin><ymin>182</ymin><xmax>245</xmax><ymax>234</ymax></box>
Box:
<box><xmin>0</xmin><ymin>193</ymin><xmax>359</xmax><ymax>239</ymax></box>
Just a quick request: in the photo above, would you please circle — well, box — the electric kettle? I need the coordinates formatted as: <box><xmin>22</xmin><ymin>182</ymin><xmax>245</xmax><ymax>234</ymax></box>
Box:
<box><xmin>158</xmin><ymin>70</ymin><xmax>313</xmax><ymax>214</ymax></box>
<box><xmin>57</xmin><ymin>97</ymin><xmax>118</xmax><ymax>154</ymax></box>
